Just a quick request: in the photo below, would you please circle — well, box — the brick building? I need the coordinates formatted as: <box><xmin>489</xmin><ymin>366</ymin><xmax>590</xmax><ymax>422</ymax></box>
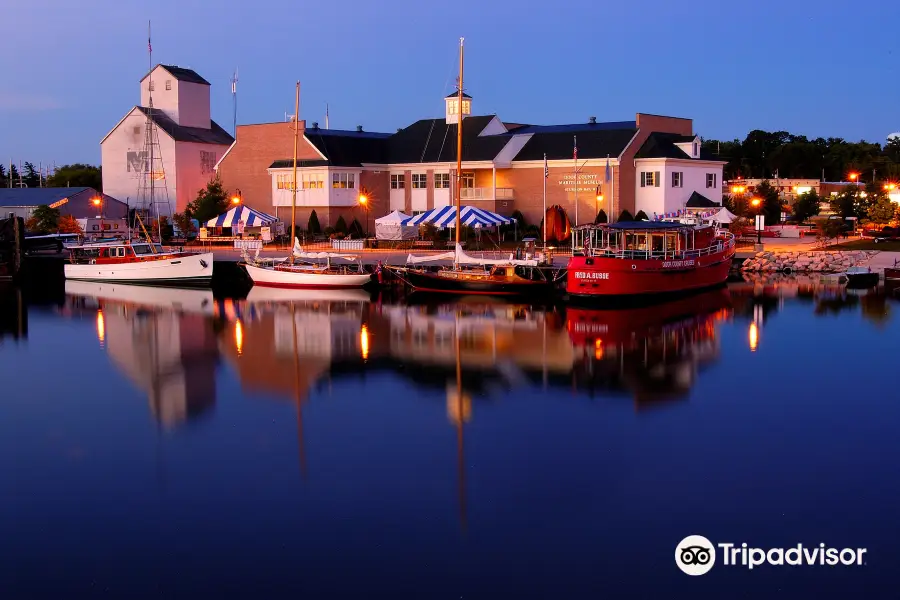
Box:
<box><xmin>216</xmin><ymin>91</ymin><xmax>725</xmax><ymax>229</ymax></box>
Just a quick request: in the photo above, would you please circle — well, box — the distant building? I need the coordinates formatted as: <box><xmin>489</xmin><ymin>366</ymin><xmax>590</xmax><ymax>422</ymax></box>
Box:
<box><xmin>101</xmin><ymin>64</ymin><xmax>234</xmax><ymax>216</ymax></box>
<box><xmin>0</xmin><ymin>187</ymin><xmax>126</xmax><ymax>221</ymax></box>
<box><xmin>216</xmin><ymin>89</ymin><xmax>724</xmax><ymax>228</ymax></box>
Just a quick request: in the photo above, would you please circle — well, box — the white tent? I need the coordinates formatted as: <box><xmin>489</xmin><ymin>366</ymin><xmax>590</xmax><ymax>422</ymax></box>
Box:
<box><xmin>375</xmin><ymin>210</ymin><xmax>418</xmax><ymax>240</ymax></box>
<box><xmin>707</xmin><ymin>208</ymin><xmax>738</xmax><ymax>224</ymax></box>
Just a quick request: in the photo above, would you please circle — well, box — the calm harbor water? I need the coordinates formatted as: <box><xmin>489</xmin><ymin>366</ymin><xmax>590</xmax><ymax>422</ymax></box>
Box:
<box><xmin>2</xmin><ymin>278</ymin><xmax>899</xmax><ymax>599</ymax></box>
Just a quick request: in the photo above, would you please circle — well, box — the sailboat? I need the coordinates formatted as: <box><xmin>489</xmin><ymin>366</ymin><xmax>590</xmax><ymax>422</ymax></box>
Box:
<box><xmin>389</xmin><ymin>39</ymin><xmax>553</xmax><ymax>297</ymax></box>
<box><xmin>241</xmin><ymin>82</ymin><xmax>373</xmax><ymax>290</ymax></box>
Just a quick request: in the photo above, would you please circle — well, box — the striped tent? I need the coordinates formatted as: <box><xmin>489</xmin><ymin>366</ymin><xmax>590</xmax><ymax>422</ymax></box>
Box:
<box><xmin>206</xmin><ymin>205</ymin><xmax>277</xmax><ymax>228</ymax></box>
<box><xmin>401</xmin><ymin>206</ymin><xmax>515</xmax><ymax>228</ymax></box>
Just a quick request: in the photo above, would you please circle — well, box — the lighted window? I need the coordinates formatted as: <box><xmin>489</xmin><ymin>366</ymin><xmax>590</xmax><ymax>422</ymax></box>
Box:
<box><xmin>461</xmin><ymin>100</ymin><xmax>471</xmax><ymax>114</ymax></box>
<box><xmin>672</xmin><ymin>172</ymin><xmax>683</xmax><ymax>188</ymax></box>
<box><xmin>412</xmin><ymin>173</ymin><xmax>427</xmax><ymax>189</ymax></box>
<box><xmin>391</xmin><ymin>174</ymin><xmax>405</xmax><ymax>189</ymax></box>
<box><xmin>331</xmin><ymin>173</ymin><xmax>355</xmax><ymax>189</ymax></box>
<box><xmin>448</xmin><ymin>99</ymin><xmax>458</xmax><ymax>114</ymax></box>
<box><xmin>706</xmin><ymin>173</ymin><xmax>717</xmax><ymax>188</ymax></box>
<box><xmin>640</xmin><ymin>172</ymin><xmax>659</xmax><ymax>187</ymax></box>
<box><xmin>435</xmin><ymin>173</ymin><xmax>450</xmax><ymax>189</ymax></box>
<box><xmin>460</xmin><ymin>171</ymin><xmax>475</xmax><ymax>189</ymax></box>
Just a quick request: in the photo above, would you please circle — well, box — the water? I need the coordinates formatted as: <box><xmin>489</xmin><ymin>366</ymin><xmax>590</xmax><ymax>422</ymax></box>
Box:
<box><xmin>2</xmin><ymin>278</ymin><xmax>899</xmax><ymax>599</ymax></box>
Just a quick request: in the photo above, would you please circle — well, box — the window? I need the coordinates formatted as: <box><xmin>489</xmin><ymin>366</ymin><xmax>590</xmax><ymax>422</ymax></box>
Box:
<box><xmin>461</xmin><ymin>171</ymin><xmax>475</xmax><ymax>189</ymax></box>
<box><xmin>148</xmin><ymin>81</ymin><xmax>154</xmax><ymax>92</ymax></box>
<box><xmin>692</xmin><ymin>142</ymin><xmax>699</xmax><ymax>157</ymax></box>
<box><xmin>331</xmin><ymin>172</ymin><xmax>356</xmax><ymax>189</ymax></box>
<box><xmin>133</xmin><ymin>126</ymin><xmax>141</xmax><ymax>135</ymax></box>
<box><xmin>390</xmin><ymin>174</ymin><xmax>405</xmax><ymax>189</ymax></box>
<box><xmin>434</xmin><ymin>173</ymin><xmax>450</xmax><ymax>188</ymax></box>
<box><xmin>276</xmin><ymin>173</ymin><xmax>294</xmax><ymax>190</ymax></box>
<box><xmin>92</xmin><ymin>225</ymin><xmax>99</xmax><ymax>231</ymax></box>
<box><xmin>672</xmin><ymin>172</ymin><xmax>683</xmax><ymax>188</ymax></box>
<box><xmin>640</xmin><ymin>171</ymin><xmax>660</xmax><ymax>187</ymax></box>
<box><xmin>305</xmin><ymin>173</ymin><xmax>324</xmax><ymax>189</ymax></box>
<box><xmin>448</xmin><ymin>99</ymin><xmax>458</xmax><ymax>114</ymax></box>
<box><xmin>412</xmin><ymin>210</ymin><xmax>426</xmax><ymax>216</ymax></box>
<box><xmin>165</xmin><ymin>80</ymin><xmax>172</xmax><ymax>91</ymax></box>
<box><xmin>412</xmin><ymin>173</ymin><xmax>427</xmax><ymax>189</ymax></box>
<box><xmin>706</xmin><ymin>173</ymin><xmax>717</xmax><ymax>188</ymax></box>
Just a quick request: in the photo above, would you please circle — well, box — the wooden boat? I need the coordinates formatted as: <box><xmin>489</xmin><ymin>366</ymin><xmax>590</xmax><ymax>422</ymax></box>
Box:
<box><xmin>64</xmin><ymin>240</ymin><xmax>213</xmax><ymax>285</ymax></box>
<box><xmin>884</xmin><ymin>259</ymin><xmax>899</xmax><ymax>281</ymax></box>
<box><xmin>240</xmin><ymin>82</ymin><xmax>372</xmax><ymax>290</ymax></box>
<box><xmin>566</xmin><ymin>221</ymin><xmax>735</xmax><ymax>299</ymax></box>
<box><xmin>844</xmin><ymin>265</ymin><xmax>880</xmax><ymax>289</ymax></box>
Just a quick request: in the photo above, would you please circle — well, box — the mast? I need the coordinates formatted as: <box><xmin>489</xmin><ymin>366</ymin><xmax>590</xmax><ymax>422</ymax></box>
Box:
<box><xmin>148</xmin><ymin>21</ymin><xmax>160</xmax><ymax>246</ymax></box>
<box><xmin>455</xmin><ymin>37</ymin><xmax>464</xmax><ymax>251</ymax></box>
<box><xmin>290</xmin><ymin>81</ymin><xmax>300</xmax><ymax>264</ymax></box>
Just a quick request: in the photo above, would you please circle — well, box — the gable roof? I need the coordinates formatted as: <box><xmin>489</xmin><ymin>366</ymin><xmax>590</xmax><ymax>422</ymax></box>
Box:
<box><xmin>512</xmin><ymin>127</ymin><xmax>638</xmax><ymax>161</ymax></box>
<box><xmin>302</xmin><ymin>128</ymin><xmax>391</xmax><ymax>167</ymax></box>
<box><xmin>685</xmin><ymin>191</ymin><xmax>719</xmax><ymax>208</ymax></box>
<box><xmin>509</xmin><ymin>120</ymin><xmax>637</xmax><ymax>135</ymax></box>
<box><xmin>0</xmin><ymin>187</ymin><xmax>90</xmax><ymax>207</ymax></box>
<box><xmin>387</xmin><ymin>116</ymin><xmax>510</xmax><ymax>163</ymax></box>
<box><xmin>445</xmin><ymin>91</ymin><xmax>472</xmax><ymax>99</ymax></box>
<box><xmin>135</xmin><ymin>107</ymin><xmax>234</xmax><ymax>145</ymax></box>
<box><xmin>142</xmin><ymin>64</ymin><xmax>210</xmax><ymax>85</ymax></box>
<box><xmin>635</xmin><ymin>132</ymin><xmax>700</xmax><ymax>160</ymax></box>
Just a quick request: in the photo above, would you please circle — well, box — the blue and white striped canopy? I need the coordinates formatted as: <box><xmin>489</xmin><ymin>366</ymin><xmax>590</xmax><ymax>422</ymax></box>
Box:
<box><xmin>401</xmin><ymin>206</ymin><xmax>515</xmax><ymax>228</ymax></box>
<box><xmin>206</xmin><ymin>205</ymin><xmax>277</xmax><ymax>228</ymax></box>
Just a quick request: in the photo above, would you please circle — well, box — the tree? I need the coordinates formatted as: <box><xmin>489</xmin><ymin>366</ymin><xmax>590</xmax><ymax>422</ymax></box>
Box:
<box><xmin>22</xmin><ymin>162</ymin><xmax>42</xmax><ymax>188</ymax></box>
<box><xmin>334</xmin><ymin>215</ymin><xmax>348</xmax><ymax>234</ymax></box>
<box><xmin>27</xmin><ymin>205</ymin><xmax>60</xmax><ymax>233</ymax></box>
<box><xmin>754</xmin><ymin>180</ymin><xmax>784</xmax><ymax>225</ymax></box>
<box><xmin>172</xmin><ymin>212</ymin><xmax>197</xmax><ymax>237</ymax></box>
<box><xmin>0</xmin><ymin>163</ymin><xmax>21</xmax><ymax>188</ymax></box>
<box><xmin>47</xmin><ymin>164</ymin><xmax>102</xmax><ymax>190</ymax></box>
<box><xmin>594</xmin><ymin>209</ymin><xmax>608</xmax><ymax>224</ymax></box>
<box><xmin>307</xmin><ymin>210</ymin><xmax>321</xmax><ymax>235</ymax></box>
<box><xmin>867</xmin><ymin>196</ymin><xmax>896</xmax><ymax>224</ymax></box>
<box><xmin>792</xmin><ymin>190</ymin><xmax>821</xmax><ymax>223</ymax></box>
<box><xmin>151</xmin><ymin>216</ymin><xmax>174</xmax><ymax>241</ymax></box>
<box><xmin>829</xmin><ymin>186</ymin><xmax>866</xmax><ymax>220</ymax></box>
<box><xmin>348</xmin><ymin>218</ymin><xmax>364</xmax><ymax>238</ymax></box>
<box><xmin>618</xmin><ymin>209</ymin><xmax>634</xmax><ymax>222</ymax></box>
<box><xmin>57</xmin><ymin>215</ymin><xmax>82</xmax><ymax>234</ymax></box>
<box><xmin>634</xmin><ymin>210</ymin><xmax>649</xmax><ymax>221</ymax></box>
<box><xmin>186</xmin><ymin>176</ymin><xmax>229</xmax><ymax>223</ymax></box>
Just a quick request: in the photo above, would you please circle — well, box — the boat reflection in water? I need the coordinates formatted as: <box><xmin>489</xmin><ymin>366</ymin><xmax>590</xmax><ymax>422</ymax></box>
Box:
<box><xmin>566</xmin><ymin>288</ymin><xmax>733</xmax><ymax>406</ymax></box>
<box><xmin>64</xmin><ymin>280</ymin><xmax>220</xmax><ymax>428</ymax></box>
<box><xmin>0</xmin><ymin>287</ymin><xmax>27</xmax><ymax>343</ymax></box>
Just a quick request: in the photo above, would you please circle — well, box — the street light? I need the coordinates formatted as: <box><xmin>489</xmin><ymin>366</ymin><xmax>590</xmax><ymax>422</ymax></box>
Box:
<box><xmin>231</xmin><ymin>188</ymin><xmax>242</xmax><ymax>205</ymax></box>
<box><xmin>92</xmin><ymin>196</ymin><xmax>104</xmax><ymax>236</ymax></box>
<box><xmin>849</xmin><ymin>172</ymin><xmax>859</xmax><ymax>186</ymax></box>
<box><xmin>358</xmin><ymin>193</ymin><xmax>369</xmax><ymax>238</ymax></box>
<box><xmin>751</xmin><ymin>197</ymin><xmax>762</xmax><ymax>245</ymax></box>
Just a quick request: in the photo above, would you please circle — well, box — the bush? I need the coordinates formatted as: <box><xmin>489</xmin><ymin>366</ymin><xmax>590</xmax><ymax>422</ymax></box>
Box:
<box><xmin>323</xmin><ymin>226</ymin><xmax>336</xmax><ymax>236</ymax></box>
<box><xmin>308</xmin><ymin>210</ymin><xmax>322</xmax><ymax>235</ymax></box>
<box><xmin>334</xmin><ymin>215</ymin><xmax>348</xmax><ymax>234</ymax></box>
<box><xmin>594</xmin><ymin>209</ymin><xmax>608</xmax><ymax>224</ymax></box>
<box><xmin>634</xmin><ymin>210</ymin><xmax>649</xmax><ymax>221</ymax></box>
<box><xmin>618</xmin><ymin>209</ymin><xmax>634</xmax><ymax>222</ymax></box>
<box><xmin>348</xmin><ymin>218</ymin><xmax>364</xmax><ymax>238</ymax></box>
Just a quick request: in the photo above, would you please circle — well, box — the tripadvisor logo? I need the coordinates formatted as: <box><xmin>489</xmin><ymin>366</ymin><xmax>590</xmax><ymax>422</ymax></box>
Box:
<box><xmin>675</xmin><ymin>535</ymin><xmax>867</xmax><ymax>576</ymax></box>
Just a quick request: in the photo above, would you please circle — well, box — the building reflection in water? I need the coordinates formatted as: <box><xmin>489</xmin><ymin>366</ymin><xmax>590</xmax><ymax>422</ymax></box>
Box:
<box><xmin>65</xmin><ymin>281</ymin><xmax>219</xmax><ymax>429</ymax></box>
<box><xmin>0</xmin><ymin>287</ymin><xmax>27</xmax><ymax>343</ymax></box>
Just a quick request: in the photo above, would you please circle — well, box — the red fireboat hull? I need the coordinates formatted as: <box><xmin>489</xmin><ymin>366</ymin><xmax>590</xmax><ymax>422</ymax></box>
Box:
<box><xmin>566</xmin><ymin>247</ymin><xmax>735</xmax><ymax>298</ymax></box>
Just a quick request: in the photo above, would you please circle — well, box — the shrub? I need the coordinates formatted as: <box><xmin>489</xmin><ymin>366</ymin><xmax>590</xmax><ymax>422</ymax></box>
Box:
<box><xmin>618</xmin><ymin>209</ymin><xmax>634</xmax><ymax>222</ymax></box>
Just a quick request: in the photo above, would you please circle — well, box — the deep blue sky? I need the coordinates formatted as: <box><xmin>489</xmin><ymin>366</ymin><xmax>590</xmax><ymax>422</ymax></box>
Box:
<box><xmin>1</xmin><ymin>0</ymin><xmax>898</xmax><ymax>167</ymax></box>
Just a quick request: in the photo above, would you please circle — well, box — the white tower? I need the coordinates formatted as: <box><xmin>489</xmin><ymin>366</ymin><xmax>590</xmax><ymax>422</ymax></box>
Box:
<box><xmin>445</xmin><ymin>87</ymin><xmax>471</xmax><ymax>125</ymax></box>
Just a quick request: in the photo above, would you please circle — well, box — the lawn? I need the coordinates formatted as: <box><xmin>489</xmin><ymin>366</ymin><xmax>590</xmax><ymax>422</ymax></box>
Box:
<box><xmin>824</xmin><ymin>239</ymin><xmax>900</xmax><ymax>251</ymax></box>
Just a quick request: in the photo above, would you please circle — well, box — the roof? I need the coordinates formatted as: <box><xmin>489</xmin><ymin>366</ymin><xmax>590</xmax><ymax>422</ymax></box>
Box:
<box><xmin>303</xmin><ymin>128</ymin><xmax>390</xmax><ymax>166</ymax></box>
<box><xmin>387</xmin><ymin>116</ymin><xmax>509</xmax><ymax>163</ymax></box>
<box><xmin>513</xmin><ymin>127</ymin><xmax>638</xmax><ymax>161</ymax></box>
<box><xmin>135</xmin><ymin>107</ymin><xmax>234</xmax><ymax>145</ymax></box>
<box><xmin>685</xmin><ymin>191</ymin><xmax>719</xmax><ymax>208</ymax></box>
<box><xmin>269</xmin><ymin>159</ymin><xmax>331</xmax><ymax>169</ymax></box>
<box><xmin>445</xmin><ymin>90</ymin><xmax>472</xmax><ymax>99</ymax></box>
<box><xmin>634</xmin><ymin>133</ymin><xmax>697</xmax><ymax>159</ymax></box>
<box><xmin>143</xmin><ymin>64</ymin><xmax>210</xmax><ymax>85</ymax></box>
<box><xmin>509</xmin><ymin>120</ymin><xmax>637</xmax><ymax>135</ymax></box>
<box><xmin>0</xmin><ymin>187</ymin><xmax>91</xmax><ymax>207</ymax></box>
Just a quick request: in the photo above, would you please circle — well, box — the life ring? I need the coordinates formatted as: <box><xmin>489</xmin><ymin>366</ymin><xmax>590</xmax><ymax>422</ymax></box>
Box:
<box><xmin>90</xmin><ymin>259</ymin><xmax>96</xmax><ymax>265</ymax></box>
<box><xmin>783</xmin><ymin>266</ymin><xmax>793</xmax><ymax>275</ymax></box>
<box><xmin>632</xmin><ymin>264</ymin><xmax>637</xmax><ymax>270</ymax></box>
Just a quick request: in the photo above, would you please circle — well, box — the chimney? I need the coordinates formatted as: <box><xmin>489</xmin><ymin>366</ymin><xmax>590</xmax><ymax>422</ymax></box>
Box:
<box><xmin>356</xmin><ymin>125</ymin><xmax>363</xmax><ymax>132</ymax></box>
<box><xmin>589</xmin><ymin>116</ymin><xmax>597</xmax><ymax>124</ymax></box>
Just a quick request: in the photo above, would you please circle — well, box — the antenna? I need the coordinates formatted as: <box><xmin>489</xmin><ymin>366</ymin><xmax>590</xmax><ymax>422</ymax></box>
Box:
<box><xmin>230</xmin><ymin>67</ymin><xmax>239</xmax><ymax>137</ymax></box>
<box><xmin>325</xmin><ymin>102</ymin><xmax>329</xmax><ymax>129</ymax></box>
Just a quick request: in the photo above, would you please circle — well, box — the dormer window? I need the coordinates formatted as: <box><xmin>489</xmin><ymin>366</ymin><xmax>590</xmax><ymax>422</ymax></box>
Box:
<box><xmin>165</xmin><ymin>80</ymin><xmax>172</xmax><ymax>91</ymax></box>
<box><xmin>693</xmin><ymin>142</ymin><xmax>699</xmax><ymax>157</ymax></box>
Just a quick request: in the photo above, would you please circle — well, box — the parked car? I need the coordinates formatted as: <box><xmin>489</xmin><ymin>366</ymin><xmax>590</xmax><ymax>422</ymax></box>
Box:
<box><xmin>871</xmin><ymin>226</ymin><xmax>900</xmax><ymax>243</ymax></box>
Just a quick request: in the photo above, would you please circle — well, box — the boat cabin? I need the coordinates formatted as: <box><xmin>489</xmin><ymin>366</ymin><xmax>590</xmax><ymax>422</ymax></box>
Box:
<box><xmin>69</xmin><ymin>242</ymin><xmax>165</xmax><ymax>264</ymax></box>
<box><xmin>573</xmin><ymin>222</ymin><xmax>726</xmax><ymax>260</ymax></box>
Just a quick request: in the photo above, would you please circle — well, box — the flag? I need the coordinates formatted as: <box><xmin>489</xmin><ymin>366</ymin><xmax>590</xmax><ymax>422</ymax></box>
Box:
<box><xmin>573</xmin><ymin>135</ymin><xmax>577</xmax><ymax>160</ymax></box>
<box><xmin>605</xmin><ymin>154</ymin><xmax>611</xmax><ymax>182</ymax></box>
<box><xmin>543</xmin><ymin>154</ymin><xmax>548</xmax><ymax>178</ymax></box>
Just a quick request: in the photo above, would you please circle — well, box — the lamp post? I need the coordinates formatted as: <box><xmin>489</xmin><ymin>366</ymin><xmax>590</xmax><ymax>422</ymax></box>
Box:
<box><xmin>92</xmin><ymin>196</ymin><xmax>103</xmax><ymax>238</ymax></box>
<box><xmin>751</xmin><ymin>197</ymin><xmax>762</xmax><ymax>246</ymax></box>
<box><xmin>358</xmin><ymin>193</ymin><xmax>369</xmax><ymax>238</ymax></box>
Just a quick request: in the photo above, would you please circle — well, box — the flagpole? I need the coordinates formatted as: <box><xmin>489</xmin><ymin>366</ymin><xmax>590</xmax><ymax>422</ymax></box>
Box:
<box><xmin>573</xmin><ymin>135</ymin><xmax>578</xmax><ymax>227</ymax></box>
<box><xmin>543</xmin><ymin>153</ymin><xmax>547</xmax><ymax>248</ymax></box>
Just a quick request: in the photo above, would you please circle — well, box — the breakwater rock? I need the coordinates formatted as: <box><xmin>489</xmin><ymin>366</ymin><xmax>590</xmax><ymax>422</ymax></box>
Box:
<box><xmin>741</xmin><ymin>250</ymin><xmax>877</xmax><ymax>273</ymax></box>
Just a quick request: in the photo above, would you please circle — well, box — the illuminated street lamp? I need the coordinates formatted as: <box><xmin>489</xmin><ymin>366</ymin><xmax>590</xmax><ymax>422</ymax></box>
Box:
<box><xmin>848</xmin><ymin>172</ymin><xmax>859</xmax><ymax>187</ymax></box>
<box><xmin>883</xmin><ymin>183</ymin><xmax>897</xmax><ymax>191</ymax></box>
<box><xmin>92</xmin><ymin>196</ymin><xmax>104</xmax><ymax>235</ymax></box>
<box><xmin>751</xmin><ymin>197</ymin><xmax>763</xmax><ymax>245</ymax></box>
<box><xmin>231</xmin><ymin>188</ymin><xmax>242</xmax><ymax>205</ymax></box>
<box><xmin>358</xmin><ymin>193</ymin><xmax>370</xmax><ymax>238</ymax></box>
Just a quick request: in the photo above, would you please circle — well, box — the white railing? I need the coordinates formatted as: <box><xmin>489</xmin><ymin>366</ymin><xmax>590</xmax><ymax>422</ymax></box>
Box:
<box><xmin>585</xmin><ymin>233</ymin><xmax>735</xmax><ymax>260</ymax></box>
<box><xmin>459</xmin><ymin>187</ymin><xmax>514</xmax><ymax>200</ymax></box>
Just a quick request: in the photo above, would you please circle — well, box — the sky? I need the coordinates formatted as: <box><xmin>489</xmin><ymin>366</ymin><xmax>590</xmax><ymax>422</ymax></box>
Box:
<box><xmin>1</xmin><ymin>0</ymin><xmax>898</xmax><ymax>167</ymax></box>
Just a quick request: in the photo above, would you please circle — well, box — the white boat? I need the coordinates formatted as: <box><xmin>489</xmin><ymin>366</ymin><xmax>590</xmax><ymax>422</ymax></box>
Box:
<box><xmin>65</xmin><ymin>280</ymin><xmax>215</xmax><ymax>314</ymax></box>
<box><xmin>240</xmin><ymin>81</ymin><xmax>372</xmax><ymax>291</ymax></box>
<box><xmin>64</xmin><ymin>241</ymin><xmax>213</xmax><ymax>285</ymax></box>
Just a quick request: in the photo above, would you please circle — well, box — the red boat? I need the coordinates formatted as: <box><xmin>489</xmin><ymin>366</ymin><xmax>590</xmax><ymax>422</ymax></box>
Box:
<box><xmin>566</xmin><ymin>221</ymin><xmax>736</xmax><ymax>299</ymax></box>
